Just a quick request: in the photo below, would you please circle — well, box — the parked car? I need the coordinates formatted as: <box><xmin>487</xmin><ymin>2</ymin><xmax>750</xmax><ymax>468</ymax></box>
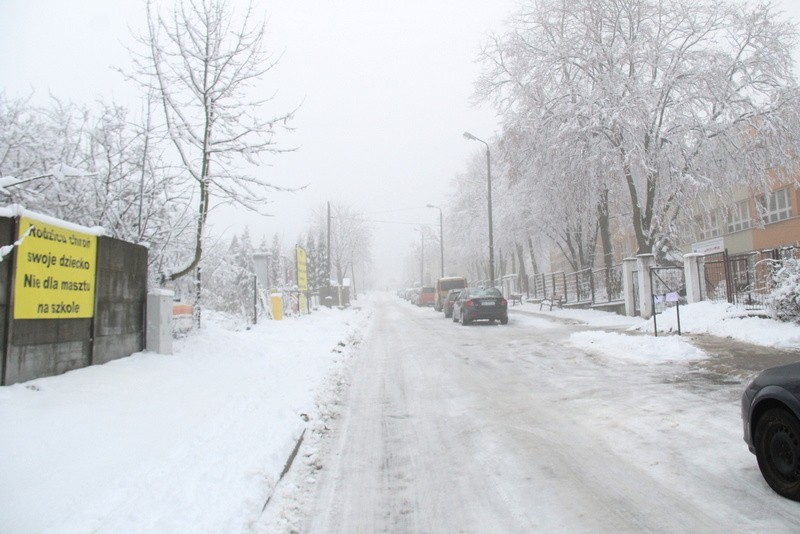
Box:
<box><xmin>443</xmin><ymin>289</ymin><xmax>461</xmax><ymax>318</ymax></box>
<box><xmin>434</xmin><ymin>276</ymin><xmax>468</xmax><ymax>312</ymax></box>
<box><xmin>417</xmin><ymin>286</ymin><xmax>436</xmax><ymax>307</ymax></box>
<box><xmin>407</xmin><ymin>288</ymin><xmax>420</xmax><ymax>305</ymax></box>
<box><xmin>741</xmin><ymin>362</ymin><xmax>800</xmax><ymax>501</ymax></box>
<box><xmin>452</xmin><ymin>287</ymin><xmax>508</xmax><ymax>325</ymax></box>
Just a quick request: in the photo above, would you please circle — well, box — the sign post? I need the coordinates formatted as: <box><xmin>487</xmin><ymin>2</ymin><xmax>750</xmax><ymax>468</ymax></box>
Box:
<box><xmin>296</xmin><ymin>246</ymin><xmax>309</xmax><ymax>314</ymax></box>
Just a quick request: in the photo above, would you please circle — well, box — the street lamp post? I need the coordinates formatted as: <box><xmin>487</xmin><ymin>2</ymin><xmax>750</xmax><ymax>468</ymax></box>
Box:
<box><xmin>415</xmin><ymin>228</ymin><xmax>425</xmax><ymax>286</ymax></box>
<box><xmin>463</xmin><ymin>131</ymin><xmax>495</xmax><ymax>287</ymax></box>
<box><xmin>426</xmin><ymin>204</ymin><xmax>444</xmax><ymax>279</ymax></box>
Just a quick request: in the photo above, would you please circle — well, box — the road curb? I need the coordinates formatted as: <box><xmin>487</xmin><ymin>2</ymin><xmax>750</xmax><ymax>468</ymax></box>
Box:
<box><xmin>261</xmin><ymin>427</ymin><xmax>306</xmax><ymax>512</ymax></box>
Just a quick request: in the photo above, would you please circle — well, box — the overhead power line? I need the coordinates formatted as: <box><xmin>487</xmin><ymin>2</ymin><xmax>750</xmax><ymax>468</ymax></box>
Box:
<box><xmin>332</xmin><ymin>215</ymin><xmax>433</xmax><ymax>227</ymax></box>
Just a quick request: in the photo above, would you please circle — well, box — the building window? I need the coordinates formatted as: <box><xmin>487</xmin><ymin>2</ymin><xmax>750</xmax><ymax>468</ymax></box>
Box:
<box><xmin>696</xmin><ymin>211</ymin><xmax>720</xmax><ymax>241</ymax></box>
<box><xmin>727</xmin><ymin>200</ymin><xmax>752</xmax><ymax>233</ymax></box>
<box><xmin>760</xmin><ymin>188</ymin><xmax>792</xmax><ymax>224</ymax></box>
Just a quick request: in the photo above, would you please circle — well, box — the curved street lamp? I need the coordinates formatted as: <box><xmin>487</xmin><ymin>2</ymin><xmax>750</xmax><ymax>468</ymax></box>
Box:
<box><xmin>462</xmin><ymin>131</ymin><xmax>495</xmax><ymax>287</ymax></box>
<box><xmin>426</xmin><ymin>204</ymin><xmax>444</xmax><ymax>279</ymax></box>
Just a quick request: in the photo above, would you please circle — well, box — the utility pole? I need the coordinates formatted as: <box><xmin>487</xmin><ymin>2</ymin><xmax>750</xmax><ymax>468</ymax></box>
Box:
<box><xmin>325</xmin><ymin>201</ymin><xmax>332</xmax><ymax>307</ymax></box>
<box><xmin>427</xmin><ymin>204</ymin><xmax>444</xmax><ymax>278</ymax></box>
<box><xmin>351</xmin><ymin>262</ymin><xmax>357</xmax><ymax>300</ymax></box>
<box><xmin>415</xmin><ymin>228</ymin><xmax>425</xmax><ymax>286</ymax></box>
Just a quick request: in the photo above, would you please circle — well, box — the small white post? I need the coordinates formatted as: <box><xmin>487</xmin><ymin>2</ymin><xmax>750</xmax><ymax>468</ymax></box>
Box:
<box><xmin>683</xmin><ymin>253</ymin><xmax>704</xmax><ymax>304</ymax></box>
<box><xmin>147</xmin><ymin>289</ymin><xmax>173</xmax><ymax>355</ymax></box>
<box><xmin>622</xmin><ymin>257</ymin><xmax>637</xmax><ymax>316</ymax></box>
<box><xmin>637</xmin><ymin>254</ymin><xmax>656</xmax><ymax>319</ymax></box>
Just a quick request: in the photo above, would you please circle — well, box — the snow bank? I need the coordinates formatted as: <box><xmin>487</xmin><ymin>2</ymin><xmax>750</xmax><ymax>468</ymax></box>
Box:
<box><xmin>635</xmin><ymin>301</ymin><xmax>800</xmax><ymax>349</ymax></box>
<box><xmin>570</xmin><ymin>331</ymin><xmax>708</xmax><ymax>363</ymax></box>
<box><xmin>0</xmin><ymin>302</ymin><xmax>373</xmax><ymax>533</ymax></box>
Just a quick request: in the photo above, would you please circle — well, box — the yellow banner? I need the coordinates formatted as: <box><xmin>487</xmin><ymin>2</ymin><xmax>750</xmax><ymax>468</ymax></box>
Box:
<box><xmin>296</xmin><ymin>247</ymin><xmax>308</xmax><ymax>291</ymax></box>
<box><xmin>14</xmin><ymin>216</ymin><xmax>98</xmax><ymax>319</ymax></box>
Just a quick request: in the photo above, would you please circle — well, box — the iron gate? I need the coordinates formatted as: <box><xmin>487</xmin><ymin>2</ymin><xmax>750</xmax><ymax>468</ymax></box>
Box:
<box><xmin>702</xmin><ymin>247</ymin><xmax>799</xmax><ymax>310</ymax></box>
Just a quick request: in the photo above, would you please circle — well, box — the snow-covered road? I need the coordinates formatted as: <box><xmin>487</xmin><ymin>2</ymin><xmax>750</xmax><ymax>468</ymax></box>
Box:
<box><xmin>265</xmin><ymin>294</ymin><xmax>800</xmax><ymax>532</ymax></box>
<box><xmin>5</xmin><ymin>293</ymin><xmax>798</xmax><ymax>532</ymax></box>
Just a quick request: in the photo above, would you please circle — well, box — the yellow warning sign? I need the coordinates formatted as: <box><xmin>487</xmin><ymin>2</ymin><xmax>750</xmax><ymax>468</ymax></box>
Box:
<box><xmin>296</xmin><ymin>247</ymin><xmax>308</xmax><ymax>291</ymax></box>
<box><xmin>14</xmin><ymin>216</ymin><xmax>98</xmax><ymax>319</ymax></box>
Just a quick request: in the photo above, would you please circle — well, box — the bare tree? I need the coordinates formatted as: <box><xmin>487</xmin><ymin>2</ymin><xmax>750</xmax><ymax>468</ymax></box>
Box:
<box><xmin>0</xmin><ymin>93</ymin><xmax>40</xmax><ymax>180</ymax></box>
<box><xmin>446</xmin><ymin>152</ymin><xmax>493</xmax><ymax>281</ymax></box>
<box><xmin>477</xmin><ymin>0</ymin><xmax>800</xmax><ymax>260</ymax></box>
<box><xmin>0</xmin><ymin>93</ymin><xmax>188</xmax><ymax>276</ymax></box>
<box><xmin>130</xmin><ymin>0</ymin><xmax>296</xmax><ymax>283</ymax></box>
<box><xmin>312</xmin><ymin>203</ymin><xmax>373</xmax><ymax>286</ymax></box>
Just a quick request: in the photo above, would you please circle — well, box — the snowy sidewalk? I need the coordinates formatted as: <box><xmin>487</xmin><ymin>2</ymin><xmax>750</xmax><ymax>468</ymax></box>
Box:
<box><xmin>0</xmin><ymin>304</ymin><xmax>373</xmax><ymax>533</ymax></box>
<box><xmin>510</xmin><ymin>300</ymin><xmax>800</xmax><ymax>377</ymax></box>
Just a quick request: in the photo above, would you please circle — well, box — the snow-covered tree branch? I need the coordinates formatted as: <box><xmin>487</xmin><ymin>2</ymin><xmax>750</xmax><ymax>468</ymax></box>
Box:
<box><xmin>476</xmin><ymin>0</ymin><xmax>800</xmax><ymax>262</ymax></box>
<box><xmin>130</xmin><ymin>0</ymin><xmax>297</xmax><ymax>282</ymax></box>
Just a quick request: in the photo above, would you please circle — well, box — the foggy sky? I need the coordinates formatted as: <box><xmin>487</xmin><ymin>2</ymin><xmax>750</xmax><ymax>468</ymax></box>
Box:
<box><xmin>2</xmin><ymin>0</ymin><xmax>799</xmax><ymax>288</ymax></box>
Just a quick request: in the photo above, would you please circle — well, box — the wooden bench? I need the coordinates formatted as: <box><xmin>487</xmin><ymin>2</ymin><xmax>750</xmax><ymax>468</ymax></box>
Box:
<box><xmin>509</xmin><ymin>293</ymin><xmax>523</xmax><ymax>306</ymax></box>
<box><xmin>539</xmin><ymin>294</ymin><xmax>564</xmax><ymax>311</ymax></box>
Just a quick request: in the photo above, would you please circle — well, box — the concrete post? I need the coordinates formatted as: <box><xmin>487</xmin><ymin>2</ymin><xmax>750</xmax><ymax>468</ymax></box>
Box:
<box><xmin>146</xmin><ymin>289</ymin><xmax>173</xmax><ymax>355</ymax></box>
<box><xmin>683</xmin><ymin>253</ymin><xmax>704</xmax><ymax>304</ymax></box>
<box><xmin>622</xmin><ymin>257</ymin><xmax>638</xmax><ymax>316</ymax></box>
<box><xmin>252</xmin><ymin>253</ymin><xmax>270</xmax><ymax>289</ymax></box>
<box><xmin>637</xmin><ymin>254</ymin><xmax>656</xmax><ymax>319</ymax></box>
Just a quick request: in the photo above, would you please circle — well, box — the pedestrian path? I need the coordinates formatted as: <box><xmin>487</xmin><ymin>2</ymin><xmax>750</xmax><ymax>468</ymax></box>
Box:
<box><xmin>686</xmin><ymin>333</ymin><xmax>800</xmax><ymax>379</ymax></box>
<box><xmin>509</xmin><ymin>306</ymin><xmax>800</xmax><ymax>378</ymax></box>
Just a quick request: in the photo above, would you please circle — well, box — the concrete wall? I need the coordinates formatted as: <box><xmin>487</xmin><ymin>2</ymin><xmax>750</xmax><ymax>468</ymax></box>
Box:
<box><xmin>0</xmin><ymin>218</ymin><xmax>16</xmax><ymax>385</ymax></box>
<box><xmin>5</xmin><ymin>318</ymin><xmax>93</xmax><ymax>384</ymax></box>
<box><xmin>93</xmin><ymin>236</ymin><xmax>148</xmax><ymax>365</ymax></box>
<box><xmin>1</xmin><ymin>220</ymin><xmax>148</xmax><ymax>385</ymax></box>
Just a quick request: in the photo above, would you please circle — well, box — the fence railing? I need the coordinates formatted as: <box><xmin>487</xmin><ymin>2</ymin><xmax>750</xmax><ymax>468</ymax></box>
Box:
<box><xmin>528</xmin><ymin>264</ymin><xmax>626</xmax><ymax>307</ymax></box>
<box><xmin>593</xmin><ymin>264</ymin><xmax>624</xmax><ymax>304</ymax></box>
<box><xmin>702</xmin><ymin>246</ymin><xmax>798</xmax><ymax>311</ymax></box>
<box><xmin>513</xmin><ymin>245</ymin><xmax>796</xmax><ymax>314</ymax></box>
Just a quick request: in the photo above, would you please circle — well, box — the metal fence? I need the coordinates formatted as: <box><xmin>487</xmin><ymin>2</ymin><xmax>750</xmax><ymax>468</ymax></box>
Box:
<box><xmin>564</xmin><ymin>269</ymin><xmax>592</xmax><ymax>303</ymax></box>
<box><xmin>593</xmin><ymin>264</ymin><xmax>624</xmax><ymax>304</ymax></box>
<box><xmin>530</xmin><ymin>271</ymin><xmax>567</xmax><ymax>300</ymax></box>
<box><xmin>518</xmin><ymin>245</ymin><xmax>796</xmax><ymax>315</ymax></box>
<box><xmin>528</xmin><ymin>264</ymin><xmax>626</xmax><ymax>307</ymax></box>
<box><xmin>702</xmin><ymin>246</ymin><xmax>799</xmax><ymax>310</ymax></box>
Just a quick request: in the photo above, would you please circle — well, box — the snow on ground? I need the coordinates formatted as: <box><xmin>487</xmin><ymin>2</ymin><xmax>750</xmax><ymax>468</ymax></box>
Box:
<box><xmin>570</xmin><ymin>330</ymin><xmax>708</xmax><ymax>363</ymax></box>
<box><xmin>264</xmin><ymin>295</ymin><xmax>800</xmax><ymax>532</ymax></box>
<box><xmin>634</xmin><ymin>300</ymin><xmax>800</xmax><ymax>349</ymax></box>
<box><xmin>513</xmin><ymin>298</ymin><xmax>800</xmax><ymax>353</ymax></box>
<box><xmin>1</xmin><ymin>293</ymin><xmax>800</xmax><ymax>532</ymax></box>
<box><xmin>0</xmin><ymin>303</ymin><xmax>372</xmax><ymax>533</ymax></box>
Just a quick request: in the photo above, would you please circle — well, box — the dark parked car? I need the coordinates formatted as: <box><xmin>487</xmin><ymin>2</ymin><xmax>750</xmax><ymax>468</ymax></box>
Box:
<box><xmin>741</xmin><ymin>362</ymin><xmax>800</xmax><ymax>501</ymax></box>
<box><xmin>452</xmin><ymin>287</ymin><xmax>508</xmax><ymax>325</ymax></box>
<box><xmin>443</xmin><ymin>289</ymin><xmax>461</xmax><ymax>318</ymax></box>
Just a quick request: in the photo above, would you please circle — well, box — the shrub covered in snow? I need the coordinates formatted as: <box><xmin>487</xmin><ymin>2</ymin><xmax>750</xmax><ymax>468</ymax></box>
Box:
<box><xmin>768</xmin><ymin>259</ymin><xmax>800</xmax><ymax>323</ymax></box>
